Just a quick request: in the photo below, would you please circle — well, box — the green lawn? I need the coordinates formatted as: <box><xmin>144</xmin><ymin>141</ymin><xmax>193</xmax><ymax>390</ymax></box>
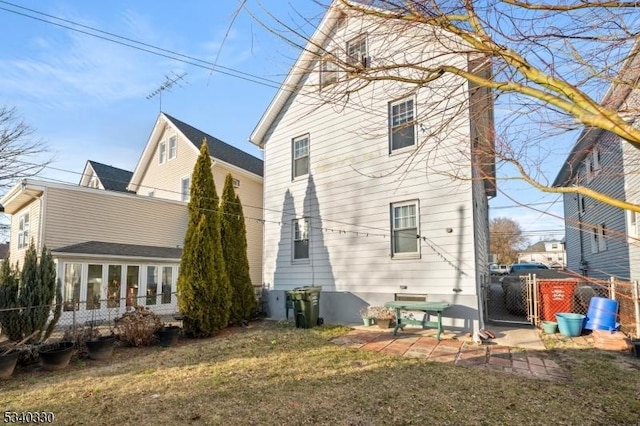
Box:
<box><xmin>1</xmin><ymin>321</ymin><xmax>639</xmax><ymax>425</ymax></box>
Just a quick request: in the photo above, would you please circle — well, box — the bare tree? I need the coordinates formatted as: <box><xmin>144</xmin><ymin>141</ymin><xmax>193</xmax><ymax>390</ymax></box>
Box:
<box><xmin>244</xmin><ymin>0</ymin><xmax>640</xmax><ymax>211</ymax></box>
<box><xmin>490</xmin><ymin>217</ymin><xmax>526</xmax><ymax>263</ymax></box>
<box><xmin>0</xmin><ymin>106</ymin><xmax>50</xmax><ymax>192</ymax></box>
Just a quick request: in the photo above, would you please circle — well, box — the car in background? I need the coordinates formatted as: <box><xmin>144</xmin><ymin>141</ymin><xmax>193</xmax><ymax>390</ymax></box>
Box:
<box><xmin>508</xmin><ymin>262</ymin><xmax>549</xmax><ymax>274</ymax></box>
<box><xmin>489</xmin><ymin>263</ymin><xmax>510</xmax><ymax>276</ymax></box>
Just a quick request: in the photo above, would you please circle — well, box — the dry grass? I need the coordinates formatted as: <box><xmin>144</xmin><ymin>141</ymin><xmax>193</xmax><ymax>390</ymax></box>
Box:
<box><xmin>1</xmin><ymin>321</ymin><xmax>639</xmax><ymax>425</ymax></box>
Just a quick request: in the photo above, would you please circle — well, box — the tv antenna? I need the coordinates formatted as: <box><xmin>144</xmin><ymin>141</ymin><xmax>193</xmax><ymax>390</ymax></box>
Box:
<box><xmin>146</xmin><ymin>72</ymin><xmax>188</xmax><ymax>111</ymax></box>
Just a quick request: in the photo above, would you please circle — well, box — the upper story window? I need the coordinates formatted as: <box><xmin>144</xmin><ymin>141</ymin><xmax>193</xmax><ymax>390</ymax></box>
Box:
<box><xmin>293</xmin><ymin>218</ymin><xmax>310</xmax><ymax>261</ymax></box>
<box><xmin>591</xmin><ymin>223</ymin><xmax>607</xmax><ymax>253</ymax></box>
<box><xmin>391</xmin><ymin>201</ymin><xmax>420</xmax><ymax>257</ymax></box>
<box><xmin>389</xmin><ymin>97</ymin><xmax>416</xmax><ymax>152</ymax></box>
<box><xmin>551</xmin><ymin>243</ymin><xmax>558</xmax><ymax>249</ymax></box>
<box><xmin>168</xmin><ymin>136</ymin><xmax>177</xmax><ymax>160</ymax></box>
<box><xmin>158</xmin><ymin>141</ymin><xmax>166</xmax><ymax>164</ymax></box>
<box><xmin>292</xmin><ymin>135</ymin><xmax>310</xmax><ymax>179</ymax></box>
<box><xmin>89</xmin><ymin>174</ymin><xmax>99</xmax><ymax>189</ymax></box>
<box><xmin>578</xmin><ymin>195</ymin><xmax>586</xmax><ymax>214</ymax></box>
<box><xmin>320</xmin><ymin>52</ymin><xmax>339</xmax><ymax>88</ymax></box>
<box><xmin>181</xmin><ymin>176</ymin><xmax>191</xmax><ymax>202</ymax></box>
<box><xmin>17</xmin><ymin>212</ymin><xmax>30</xmax><ymax>249</ymax></box>
<box><xmin>347</xmin><ymin>34</ymin><xmax>369</xmax><ymax>70</ymax></box>
<box><xmin>584</xmin><ymin>147</ymin><xmax>601</xmax><ymax>182</ymax></box>
<box><xmin>629</xmin><ymin>210</ymin><xmax>639</xmax><ymax>240</ymax></box>
<box><xmin>232</xmin><ymin>178</ymin><xmax>240</xmax><ymax>188</ymax></box>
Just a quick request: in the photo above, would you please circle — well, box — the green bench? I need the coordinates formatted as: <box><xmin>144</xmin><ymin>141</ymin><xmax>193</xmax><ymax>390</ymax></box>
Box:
<box><xmin>384</xmin><ymin>301</ymin><xmax>451</xmax><ymax>340</ymax></box>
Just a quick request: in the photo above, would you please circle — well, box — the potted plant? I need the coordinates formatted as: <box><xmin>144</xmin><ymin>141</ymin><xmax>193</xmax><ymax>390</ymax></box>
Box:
<box><xmin>38</xmin><ymin>341</ymin><xmax>74</xmax><ymax>371</ymax></box>
<box><xmin>157</xmin><ymin>324</ymin><xmax>181</xmax><ymax>347</ymax></box>
<box><xmin>359</xmin><ymin>306</ymin><xmax>373</xmax><ymax>326</ymax></box>
<box><xmin>369</xmin><ymin>306</ymin><xmax>396</xmax><ymax>329</ymax></box>
<box><xmin>84</xmin><ymin>310</ymin><xmax>116</xmax><ymax>361</ymax></box>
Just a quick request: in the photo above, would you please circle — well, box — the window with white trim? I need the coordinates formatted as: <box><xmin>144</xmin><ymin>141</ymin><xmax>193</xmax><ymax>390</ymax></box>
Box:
<box><xmin>346</xmin><ymin>34</ymin><xmax>368</xmax><ymax>70</ymax></box>
<box><xmin>17</xmin><ymin>213</ymin><xmax>29</xmax><ymax>249</ymax></box>
<box><xmin>168</xmin><ymin>136</ymin><xmax>177</xmax><ymax>160</ymax></box>
<box><xmin>293</xmin><ymin>218</ymin><xmax>310</xmax><ymax>260</ymax></box>
<box><xmin>389</xmin><ymin>98</ymin><xmax>416</xmax><ymax>152</ymax></box>
<box><xmin>391</xmin><ymin>201</ymin><xmax>419</xmax><ymax>256</ymax></box>
<box><xmin>181</xmin><ymin>176</ymin><xmax>191</xmax><ymax>202</ymax></box>
<box><xmin>590</xmin><ymin>226</ymin><xmax>598</xmax><ymax>254</ymax></box>
<box><xmin>63</xmin><ymin>263</ymin><xmax>82</xmax><ymax>311</ymax></box>
<box><xmin>592</xmin><ymin>147</ymin><xmax>601</xmax><ymax>176</ymax></box>
<box><xmin>578</xmin><ymin>195</ymin><xmax>586</xmax><ymax>214</ymax></box>
<box><xmin>598</xmin><ymin>223</ymin><xmax>607</xmax><ymax>251</ymax></box>
<box><xmin>629</xmin><ymin>210</ymin><xmax>639</xmax><ymax>239</ymax></box>
<box><xmin>320</xmin><ymin>52</ymin><xmax>339</xmax><ymax>87</ymax></box>
<box><xmin>158</xmin><ymin>141</ymin><xmax>166</xmax><ymax>164</ymax></box>
<box><xmin>232</xmin><ymin>178</ymin><xmax>240</xmax><ymax>188</ymax></box>
<box><xmin>292</xmin><ymin>135</ymin><xmax>310</xmax><ymax>179</ymax></box>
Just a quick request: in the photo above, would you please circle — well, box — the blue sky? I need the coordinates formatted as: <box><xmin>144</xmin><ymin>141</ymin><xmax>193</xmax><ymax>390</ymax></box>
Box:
<box><xmin>0</xmin><ymin>0</ymin><xmax>567</xmax><ymax>243</ymax></box>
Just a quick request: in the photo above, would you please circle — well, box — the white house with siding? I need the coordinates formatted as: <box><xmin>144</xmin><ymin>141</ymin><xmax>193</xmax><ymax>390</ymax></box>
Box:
<box><xmin>553</xmin><ymin>45</ymin><xmax>640</xmax><ymax>281</ymax></box>
<box><xmin>0</xmin><ymin>113</ymin><xmax>264</xmax><ymax>323</ymax></box>
<box><xmin>250</xmin><ymin>1</ymin><xmax>495</xmax><ymax>334</ymax></box>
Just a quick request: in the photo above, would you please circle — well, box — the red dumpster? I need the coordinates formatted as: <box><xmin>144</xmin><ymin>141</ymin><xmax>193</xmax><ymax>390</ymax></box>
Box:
<box><xmin>539</xmin><ymin>280</ymin><xmax>579</xmax><ymax>321</ymax></box>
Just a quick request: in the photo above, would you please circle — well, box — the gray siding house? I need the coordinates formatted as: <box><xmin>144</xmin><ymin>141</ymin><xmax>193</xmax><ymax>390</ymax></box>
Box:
<box><xmin>553</xmin><ymin>50</ymin><xmax>640</xmax><ymax>281</ymax></box>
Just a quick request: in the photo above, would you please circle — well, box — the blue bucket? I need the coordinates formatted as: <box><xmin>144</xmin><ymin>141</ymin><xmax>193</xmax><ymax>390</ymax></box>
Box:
<box><xmin>555</xmin><ymin>313</ymin><xmax>585</xmax><ymax>337</ymax></box>
<box><xmin>584</xmin><ymin>297</ymin><xmax>619</xmax><ymax>331</ymax></box>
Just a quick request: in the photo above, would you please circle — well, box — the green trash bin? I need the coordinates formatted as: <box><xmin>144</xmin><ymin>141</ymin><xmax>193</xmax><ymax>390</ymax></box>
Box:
<box><xmin>287</xmin><ymin>286</ymin><xmax>322</xmax><ymax>328</ymax></box>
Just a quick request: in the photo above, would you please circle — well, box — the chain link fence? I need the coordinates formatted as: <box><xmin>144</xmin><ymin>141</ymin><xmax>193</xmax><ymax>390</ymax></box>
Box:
<box><xmin>0</xmin><ymin>293</ymin><xmax>182</xmax><ymax>344</ymax></box>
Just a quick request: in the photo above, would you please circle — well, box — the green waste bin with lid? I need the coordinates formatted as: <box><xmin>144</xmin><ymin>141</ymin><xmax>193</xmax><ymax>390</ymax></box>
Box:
<box><xmin>286</xmin><ymin>286</ymin><xmax>322</xmax><ymax>328</ymax></box>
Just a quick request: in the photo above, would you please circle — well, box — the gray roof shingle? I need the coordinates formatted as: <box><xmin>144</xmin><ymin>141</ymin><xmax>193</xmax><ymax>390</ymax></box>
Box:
<box><xmin>164</xmin><ymin>113</ymin><xmax>264</xmax><ymax>177</ymax></box>
<box><xmin>53</xmin><ymin>241</ymin><xmax>182</xmax><ymax>259</ymax></box>
<box><xmin>88</xmin><ymin>161</ymin><xmax>134</xmax><ymax>193</ymax></box>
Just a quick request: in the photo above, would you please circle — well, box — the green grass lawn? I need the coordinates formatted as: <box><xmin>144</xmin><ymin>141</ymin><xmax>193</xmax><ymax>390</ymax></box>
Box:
<box><xmin>1</xmin><ymin>321</ymin><xmax>639</xmax><ymax>425</ymax></box>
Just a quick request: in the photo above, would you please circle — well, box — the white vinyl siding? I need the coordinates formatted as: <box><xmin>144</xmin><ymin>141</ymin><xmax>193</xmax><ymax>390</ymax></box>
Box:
<box><xmin>292</xmin><ymin>135</ymin><xmax>310</xmax><ymax>179</ymax></box>
<box><xmin>17</xmin><ymin>212</ymin><xmax>30</xmax><ymax>249</ymax></box>
<box><xmin>389</xmin><ymin>98</ymin><xmax>415</xmax><ymax>152</ymax></box>
<box><xmin>391</xmin><ymin>201</ymin><xmax>419</xmax><ymax>257</ymax></box>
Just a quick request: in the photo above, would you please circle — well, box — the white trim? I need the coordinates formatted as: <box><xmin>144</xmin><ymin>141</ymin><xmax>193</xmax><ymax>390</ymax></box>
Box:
<box><xmin>391</xmin><ymin>200</ymin><xmax>420</xmax><ymax>258</ymax></box>
<box><xmin>292</xmin><ymin>217</ymin><xmax>310</xmax><ymax>263</ymax></box>
<box><xmin>180</xmin><ymin>175</ymin><xmax>191</xmax><ymax>202</ymax></box>
<box><xmin>389</xmin><ymin>96</ymin><xmax>417</xmax><ymax>154</ymax></box>
<box><xmin>168</xmin><ymin>135</ymin><xmax>177</xmax><ymax>160</ymax></box>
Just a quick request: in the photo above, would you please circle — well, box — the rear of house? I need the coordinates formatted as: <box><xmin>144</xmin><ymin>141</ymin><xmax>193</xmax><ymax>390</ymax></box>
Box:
<box><xmin>251</xmin><ymin>2</ymin><xmax>495</xmax><ymax>334</ymax></box>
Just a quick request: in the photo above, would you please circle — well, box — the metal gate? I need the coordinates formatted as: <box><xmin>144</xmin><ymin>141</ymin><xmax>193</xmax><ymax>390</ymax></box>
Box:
<box><xmin>484</xmin><ymin>273</ymin><xmax>536</xmax><ymax>325</ymax></box>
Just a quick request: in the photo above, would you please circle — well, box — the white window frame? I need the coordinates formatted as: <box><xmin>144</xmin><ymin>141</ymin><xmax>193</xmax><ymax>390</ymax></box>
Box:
<box><xmin>592</xmin><ymin>147</ymin><xmax>601</xmax><ymax>176</ymax></box>
<box><xmin>590</xmin><ymin>226</ymin><xmax>598</xmax><ymax>254</ymax></box>
<box><xmin>320</xmin><ymin>52</ymin><xmax>339</xmax><ymax>88</ymax></box>
<box><xmin>629</xmin><ymin>210</ymin><xmax>639</xmax><ymax>240</ymax></box>
<box><xmin>389</xmin><ymin>97</ymin><xmax>416</xmax><ymax>153</ymax></box>
<box><xmin>168</xmin><ymin>136</ymin><xmax>177</xmax><ymax>160</ymax></box>
<box><xmin>232</xmin><ymin>178</ymin><xmax>240</xmax><ymax>188</ymax></box>
<box><xmin>292</xmin><ymin>218</ymin><xmax>310</xmax><ymax>262</ymax></box>
<box><xmin>346</xmin><ymin>34</ymin><xmax>368</xmax><ymax>70</ymax></box>
<box><xmin>598</xmin><ymin>223</ymin><xmax>607</xmax><ymax>252</ymax></box>
<box><xmin>391</xmin><ymin>200</ymin><xmax>420</xmax><ymax>258</ymax></box>
<box><xmin>578</xmin><ymin>195</ymin><xmax>586</xmax><ymax>214</ymax></box>
<box><xmin>17</xmin><ymin>212</ymin><xmax>30</xmax><ymax>249</ymax></box>
<box><xmin>158</xmin><ymin>141</ymin><xmax>166</xmax><ymax>164</ymax></box>
<box><xmin>292</xmin><ymin>135</ymin><xmax>310</xmax><ymax>180</ymax></box>
<box><xmin>181</xmin><ymin>176</ymin><xmax>191</xmax><ymax>202</ymax></box>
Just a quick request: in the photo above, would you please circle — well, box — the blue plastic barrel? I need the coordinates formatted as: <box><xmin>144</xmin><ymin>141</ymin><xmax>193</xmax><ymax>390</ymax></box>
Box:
<box><xmin>555</xmin><ymin>313</ymin><xmax>585</xmax><ymax>337</ymax></box>
<box><xmin>584</xmin><ymin>297</ymin><xmax>619</xmax><ymax>331</ymax></box>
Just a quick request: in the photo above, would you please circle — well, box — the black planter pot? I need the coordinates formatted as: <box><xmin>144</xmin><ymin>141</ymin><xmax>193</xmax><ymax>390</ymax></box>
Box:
<box><xmin>38</xmin><ymin>342</ymin><xmax>74</xmax><ymax>371</ymax></box>
<box><xmin>632</xmin><ymin>340</ymin><xmax>640</xmax><ymax>358</ymax></box>
<box><xmin>86</xmin><ymin>336</ymin><xmax>115</xmax><ymax>361</ymax></box>
<box><xmin>157</xmin><ymin>326</ymin><xmax>180</xmax><ymax>347</ymax></box>
<box><xmin>0</xmin><ymin>351</ymin><xmax>20</xmax><ymax>379</ymax></box>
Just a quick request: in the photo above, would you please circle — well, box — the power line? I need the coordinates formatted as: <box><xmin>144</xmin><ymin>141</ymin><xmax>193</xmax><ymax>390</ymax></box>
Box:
<box><xmin>0</xmin><ymin>1</ymin><xmax>283</xmax><ymax>90</ymax></box>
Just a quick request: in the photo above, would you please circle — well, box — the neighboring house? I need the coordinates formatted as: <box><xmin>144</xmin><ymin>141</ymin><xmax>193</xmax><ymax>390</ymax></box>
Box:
<box><xmin>553</xmin><ymin>45</ymin><xmax>640</xmax><ymax>281</ymax></box>
<box><xmin>79</xmin><ymin>160</ymin><xmax>133</xmax><ymax>193</ymax></box>
<box><xmin>0</xmin><ymin>113</ymin><xmax>264</xmax><ymax>323</ymax></box>
<box><xmin>128</xmin><ymin>112</ymin><xmax>264</xmax><ymax>290</ymax></box>
<box><xmin>250</xmin><ymin>2</ymin><xmax>495</xmax><ymax>334</ymax></box>
<box><xmin>517</xmin><ymin>240</ymin><xmax>566</xmax><ymax>269</ymax></box>
<box><xmin>1</xmin><ymin>179</ymin><xmax>187</xmax><ymax>323</ymax></box>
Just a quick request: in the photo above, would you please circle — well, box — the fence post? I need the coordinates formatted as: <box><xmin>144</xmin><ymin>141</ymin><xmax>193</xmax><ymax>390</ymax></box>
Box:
<box><xmin>633</xmin><ymin>280</ymin><xmax>640</xmax><ymax>340</ymax></box>
<box><xmin>610</xmin><ymin>276</ymin><xmax>616</xmax><ymax>301</ymax></box>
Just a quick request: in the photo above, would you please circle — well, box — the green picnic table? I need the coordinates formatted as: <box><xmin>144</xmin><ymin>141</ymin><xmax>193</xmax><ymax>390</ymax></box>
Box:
<box><xmin>384</xmin><ymin>301</ymin><xmax>451</xmax><ymax>340</ymax></box>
